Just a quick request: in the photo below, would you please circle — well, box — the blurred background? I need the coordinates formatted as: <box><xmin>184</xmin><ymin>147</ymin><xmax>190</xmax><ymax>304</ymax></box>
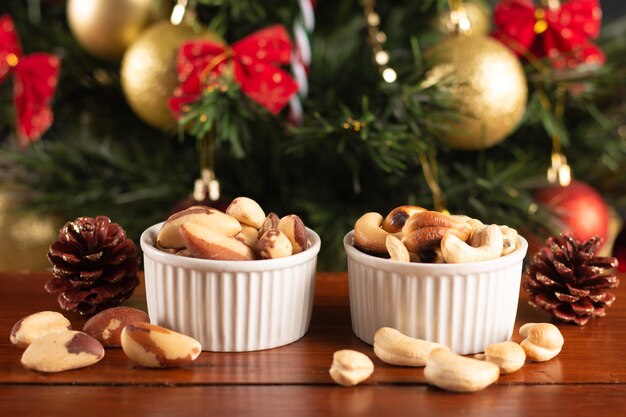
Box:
<box><xmin>1</xmin><ymin>0</ymin><xmax>625</xmax><ymax>271</ymax></box>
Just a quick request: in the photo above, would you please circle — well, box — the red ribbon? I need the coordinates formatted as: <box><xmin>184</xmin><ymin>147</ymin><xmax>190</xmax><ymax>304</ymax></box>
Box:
<box><xmin>0</xmin><ymin>15</ymin><xmax>60</xmax><ymax>146</ymax></box>
<box><xmin>492</xmin><ymin>0</ymin><xmax>604</xmax><ymax>69</ymax></box>
<box><xmin>169</xmin><ymin>25</ymin><xmax>298</xmax><ymax>116</ymax></box>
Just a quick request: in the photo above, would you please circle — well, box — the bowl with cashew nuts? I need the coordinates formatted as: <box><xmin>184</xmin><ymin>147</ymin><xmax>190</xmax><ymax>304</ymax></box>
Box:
<box><xmin>343</xmin><ymin>206</ymin><xmax>528</xmax><ymax>355</ymax></box>
<box><xmin>140</xmin><ymin>197</ymin><xmax>321</xmax><ymax>352</ymax></box>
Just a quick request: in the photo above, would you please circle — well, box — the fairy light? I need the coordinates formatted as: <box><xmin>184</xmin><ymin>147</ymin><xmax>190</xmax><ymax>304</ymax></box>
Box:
<box><xmin>447</xmin><ymin>0</ymin><xmax>472</xmax><ymax>35</ymax></box>
<box><xmin>362</xmin><ymin>0</ymin><xmax>396</xmax><ymax>84</ymax></box>
<box><xmin>170</xmin><ymin>0</ymin><xmax>188</xmax><ymax>25</ymax></box>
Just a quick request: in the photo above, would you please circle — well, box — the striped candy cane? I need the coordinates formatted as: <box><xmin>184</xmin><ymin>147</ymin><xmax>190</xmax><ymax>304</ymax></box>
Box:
<box><xmin>289</xmin><ymin>0</ymin><xmax>315</xmax><ymax>124</ymax></box>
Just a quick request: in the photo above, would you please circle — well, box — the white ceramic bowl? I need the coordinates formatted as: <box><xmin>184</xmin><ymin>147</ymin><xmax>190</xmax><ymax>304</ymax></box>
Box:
<box><xmin>344</xmin><ymin>231</ymin><xmax>528</xmax><ymax>354</ymax></box>
<box><xmin>140</xmin><ymin>222</ymin><xmax>321</xmax><ymax>352</ymax></box>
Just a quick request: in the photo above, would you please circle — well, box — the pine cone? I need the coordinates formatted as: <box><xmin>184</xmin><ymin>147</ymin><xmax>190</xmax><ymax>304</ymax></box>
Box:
<box><xmin>524</xmin><ymin>233</ymin><xmax>619</xmax><ymax>325</ymax></box>
<box><xmin>46</xmin><ymin>216</ymin><xmax>140</xmax><ymax>315</ymax></box>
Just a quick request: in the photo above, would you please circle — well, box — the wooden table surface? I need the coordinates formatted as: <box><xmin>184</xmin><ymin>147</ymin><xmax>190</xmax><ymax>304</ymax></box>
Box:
<box><xmin>1</xmin><ymin>270</ymin><xmax>625</xmax><ymax>417</ymax></box>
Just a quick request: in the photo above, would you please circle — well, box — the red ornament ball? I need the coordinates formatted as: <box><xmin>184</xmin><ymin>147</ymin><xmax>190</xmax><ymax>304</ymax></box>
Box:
<box><xmin>533</xmin><ymin>180</ymin><xmax>609</xmax><ymax>250</ymax></box>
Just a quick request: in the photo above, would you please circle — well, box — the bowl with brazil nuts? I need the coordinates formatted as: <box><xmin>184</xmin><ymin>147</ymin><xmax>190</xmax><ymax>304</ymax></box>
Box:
<box><xmin>343</xmin><ymin>206</ymin><xmax>528</xmax><ymax>355</ymax></box>
<box><xmin>140</xmin><ymin>197</ymin><xmax>321</xmax><ymax>352</ymax></box>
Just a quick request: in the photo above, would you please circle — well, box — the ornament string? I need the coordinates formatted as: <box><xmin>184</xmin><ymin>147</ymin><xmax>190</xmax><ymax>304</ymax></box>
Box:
<box><xmin>170</xmin><ymin>0</ymin><xmax>221</xmax><ymax>202</ymax></box>
<box><xmin>361</xmin><ymin>0</ymin><xmax>448</xmax><ymax>211</ymax></box>
<box><xmin>361</xmin><ymin>0</ymin><xmax>397</xmax><ymax>83</ymax></box>
<box><xmin>540</xmin><ymin>84</ymin><xmax>571</xmax><ymax>186</ymax></box>
<box><xmin>418</xmin><ymin>150</ymin><xmax>447</xmax><ymax>213</ymax></box>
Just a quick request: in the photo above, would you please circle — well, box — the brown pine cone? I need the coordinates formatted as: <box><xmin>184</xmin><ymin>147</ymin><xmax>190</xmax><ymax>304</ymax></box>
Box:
<box><xmin>524</xmin><ymin>233</ymin><xmax>619</xmax><ymax>325</ymax></box>
<box><xmin>46</xmin><ymin>216</ymin><xmax>140</xmax><ymax>315</ymax></box>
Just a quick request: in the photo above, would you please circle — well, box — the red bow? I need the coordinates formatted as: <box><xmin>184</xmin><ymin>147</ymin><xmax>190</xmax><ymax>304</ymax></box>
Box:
<box><xmin>492</xmin><ymin>0</ymin><xmax>604</xmax><ymax>69</ymax></box>
<box><xmin>0</xmin><ymin>15</ymin><xmax>60</xmax><ymax>146</ymax></box>
<box><xmin>170</xmin><ymin>25</ymin><xmax>298</xmax><ymax>116</ymax></box>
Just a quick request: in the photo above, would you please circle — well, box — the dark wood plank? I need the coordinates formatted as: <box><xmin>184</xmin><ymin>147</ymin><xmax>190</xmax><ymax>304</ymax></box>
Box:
<box><xmin>2</xmin><ymin>385</ymin><xmax>626</xmax><ymax>417</ymax></box>
<box><xmin>1</xmin><ymin>271</ymin><xmax>626</xmax><ymax>387</ymax></box>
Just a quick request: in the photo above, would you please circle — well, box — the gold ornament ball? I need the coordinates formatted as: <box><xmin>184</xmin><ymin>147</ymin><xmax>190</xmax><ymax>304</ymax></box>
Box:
<box><xmin>0</xmin><ymin>190</ymin><xmax>62</xmax><ymax>270</ymax></box>
<box><xmin>121</xmin><ymin>21</ymin><xmax>217</xmax><ymax>131</ymax></box>
<box><xmin>435</xmin><ymin>1</ymin><xmax>492</xmax><ymax>36</ymax></box>
<box><xmin>67</xmin><ymin>0</ymin><xmax>170</xmax><ymax>61</ymax></box>
<box><xmin>424</xmin><ymin>35</ymin><xmax>528</xmax><ymax>150</ymax></box>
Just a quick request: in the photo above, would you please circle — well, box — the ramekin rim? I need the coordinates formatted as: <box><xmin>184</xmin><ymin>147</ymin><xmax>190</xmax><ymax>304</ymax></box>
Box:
<box><xmin>141</xmin><ymin>222</ymin><xmax>321</xmax><ymax>271</ymax></box>
<box><xmin>343</xmin><ymin>230</ymin><xmax>528</xmax><ymax>273</ymax></box>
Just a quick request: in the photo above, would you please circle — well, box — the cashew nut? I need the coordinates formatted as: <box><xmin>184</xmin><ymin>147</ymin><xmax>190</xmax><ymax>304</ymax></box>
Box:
<box><xmin>354</xmin><ymin>212</ymin><xmax>401</xmax><ymax>255</ymax></box>
<box><xmin>382</xmin><ymin>205</ymin><xmax>426</xmax><ymax>233</ymax></box>
<box><xmin>499</xmin><ymin>225</ymin><xmax>519</xmax><ymax>255</ymax></box>
<box><xmin>424</xmin><ymin>348</ymin><xmax>500</xmax><ymax>393</ymax></box>
<box><xmin>475</xmin><ymin>341</ymin><xmax>526</xmax><ymax>374</ymax></box>
<box><xmin>441</xmin><ymin>224</ymin><xmax>503</xmax><ymax>263</ymax></box>
<box><xmin>373</xmin><ymin>327</ymin><xmax>449</xmax><ymax>367</ymax></box>
<box><xmin>385</xmin><ymin>235</ymin><xmax>410</xmax><ymax>262</ymax></box>
<box><xmin>519</xmin><ymin>323</ymin><xmax>564</xmax><ymax>362</ymax></box>
<box><xmin>469</xmin><ymin>224</ymin><xmax>519</xmax><ymax>257</ymax></box>
<box><xmin>329</xmin><ymin>349</ymin><xmax>374</xmax><ymax>386</ymax></box>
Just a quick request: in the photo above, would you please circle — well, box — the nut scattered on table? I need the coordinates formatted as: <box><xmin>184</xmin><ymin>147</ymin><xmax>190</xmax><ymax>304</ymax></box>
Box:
<box><xmin>519</xmin><ymin>322</ymin><xmax>564</xmax><ymax>362</ymax></box>
<box><xmin>373</xmin><ymin>327</ymin><xmax>449</xmax><ymax>367</ymax></box>
<box><xmin>476</xmin><ymin>341</ymin><xmax>526</xmax><ymax>374</ymax></box>
<box><xmin>20</xmin><ymin>330</ymin><xmax>104</xmax><ymax>373</ymax></box>
<box><xmin>10</xmin><ymin>311</ymin><xmax>71</xmax><ymax>348</ymax></box>
<box><xmin>156</xmin><ymin>197</ymin><xmax>311</xmax><ymax>261</ymax></box>
<box><xmin>82</xmin><ymin>306</ymin><xmax>150</xmax><ymax>348</ymax></box>
<box><xmin>121</xmin><ymin>322</ymin><xmax>202</xmax><ymax>368</ymax></box>
<box><xmin>329</xmin><ymin>349</ymin><xmax>374</xmax><ymax>386</ymax></box>
<box><xmin>424</xmin><ymin>348</ymin><xmax>500</xmax><ymax>393</ymax></box>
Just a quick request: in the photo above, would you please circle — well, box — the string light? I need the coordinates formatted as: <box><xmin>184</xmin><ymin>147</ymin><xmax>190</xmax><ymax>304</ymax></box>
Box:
<box><xmin>171</xmin><ymin>0</ymin><xmax>188</xmax><ymax>25</ymax></box>
<box><xmin>361</xmin><ymin>0</ymin><xmax>397</xmax><ymax>84</ymax></box>
<box><xmin>447</xmin><ymin>0</ymin><xmax>473</xmax><ymax>35</ymax></box>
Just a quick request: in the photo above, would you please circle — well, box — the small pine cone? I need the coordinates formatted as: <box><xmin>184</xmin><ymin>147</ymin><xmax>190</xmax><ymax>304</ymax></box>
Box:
<box><xmin>46</xmin><ymin>216</ymin><xmax>140</xmax><ymax>315</ymax></box>
<box><xmin>524</xmin><ymin>233</ymin><xmax>619</xmax><ymax>325</ymax></box>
